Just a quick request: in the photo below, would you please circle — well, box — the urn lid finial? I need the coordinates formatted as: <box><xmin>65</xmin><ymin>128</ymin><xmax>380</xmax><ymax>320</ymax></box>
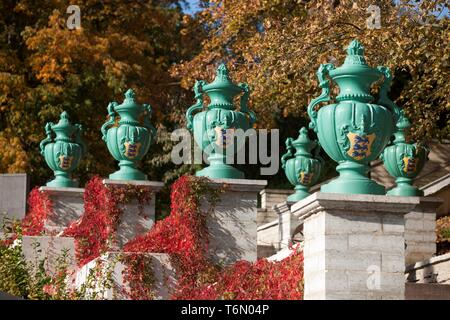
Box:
<box><xmin>51</xmin><ymin>111</ymin><xmax>77</xmax><ymax>135</ymax></box>
<box><xmin>291</xmin><ymin>127</ymin><xmax>316</xmax><ymax>155</ymax></box>
<box><xmin>119</xmin><ymin>88</ymin><xmax>141</xmax><ymax>110</ymax></box>
<box><xmin>216</xmin><ymin>63</ymin><xmax>231</xmax><ymax>82</ymax></box>
<box><xmin>346</xmin><ymin>40</ymin><xmax>365</xmax><ymax>56</ymax></box>
<box><xmin>202</xmin><ymin>63</ymin><xmax>242</xmax><ymax>94</ymax></box>
<box><xmin>124</xmin><ymin>88</ymin><xmax>136</xmax><ymax>101</ymax></box>
<box><xmin>342</xmin><ymin>39</ymin><xmax>369</xmax><ymax>67</ymax></box>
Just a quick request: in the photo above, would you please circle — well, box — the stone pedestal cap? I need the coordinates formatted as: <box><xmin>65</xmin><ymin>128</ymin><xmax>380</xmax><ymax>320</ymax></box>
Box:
<box><xmin>39</xmin><ymin>186</ymin><xmax>84</xmax><ymax>195</ymax></box>
<box><xmin>203</xmin><ymin>177</ymin><xmax>267</xmax><ymax>192</ymax></box>
<box><xmin>102</xmin><ymin>179</ymin><xmax>164</xmax><ymax>192</ymax></box>
<box><xmin>291</xmin><ymin>192</ymin><xmax>422</xmax><ymax>221</ymax></box>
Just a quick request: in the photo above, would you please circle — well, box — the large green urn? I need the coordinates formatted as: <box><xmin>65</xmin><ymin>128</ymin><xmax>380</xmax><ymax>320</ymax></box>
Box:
<box><xmin>307</xmin><ymin>40</ymin><xmax>401</xmax><ymax>195</ymax></box>
<box><xmin>281</xmin><ymin>127</ymin><xmax>323</xmax><ymax>202</ymax></box>
<box><xmin>381</xmin><ymin>112</ymin><xmax>428</xmax><ymax>196</ymax></box>
<box><xmin>40</xmin><ymin>111</ymin><xmax>86</xmax><ymax>188</ymax></box>
<box><xmin>101</xmin><ymin>89</ymin><xmax>156</xmax><ymax>181</ymax></box>
<box><xmin>186</xmin><ymin>64</ymin><xmax>256</xmax><ymax>179</ymax></box>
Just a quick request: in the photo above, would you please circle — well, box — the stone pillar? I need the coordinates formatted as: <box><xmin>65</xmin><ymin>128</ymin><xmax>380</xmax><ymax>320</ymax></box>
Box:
<box><xmin>103</xmin><ymin>180</ymin><xmax>164</xmax><ymax>248</ymax></box>
<box><xmin>39</xmin><ymin>186</ymin><xmax>84</xmax><ymax>234</ymax></box>
<box><xmin>291</xmin><ymin>192</ymin><xmax>418</xmax><ymax>300</ymax></box>
<box><xmin>203</xmin><ymin>178</ymin><xmax>267</xmax><ymax>265</ymax></box>
<box><xmin>272</xmin><ymin>202</ymin><xmax>297</xmax><ymax>250</ymax></box>
<box><xmin>258</xmin><ymin>189</ymin><xmax>294</xmax><ymax>225</ymax></box>
<box><xmin>405</xmin><ymin>197</ymin><xmax>442</xmax><ymax>265</ymax></box>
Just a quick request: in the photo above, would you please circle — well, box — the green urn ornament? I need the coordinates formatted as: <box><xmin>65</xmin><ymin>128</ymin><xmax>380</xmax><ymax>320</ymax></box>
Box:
<box><xmin>381</xmin><ymin>112</ymin><xmax>428</xmax><ymax>196</ymax></box>
<box><xmin>281</xmin><ymin>127</ymin><xmax>323</xmax><ymax>202</ymax></box>
<box><xmin>307</xmin><ymin>40</ymin><xmax>401</xmax><ymax>195</ymax></box>
<box><xmin>186</xmin><ymin>64</ymin><xmax>256</xmax><ymax>179</ymax></box>
<box><xmin>101</xmin><ymin>89</ymin><xmax>156</xmax><ymax>181</ymax></box>
<box><xmin>40</xmin><ymin>111</ymin><xmax>86</xmax><ymax>188</ymax></box>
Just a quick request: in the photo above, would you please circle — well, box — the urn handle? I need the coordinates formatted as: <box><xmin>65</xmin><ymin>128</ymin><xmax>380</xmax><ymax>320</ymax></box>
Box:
<box><xmin>143</xmin><ymin>103</ymin><xmax>157</xmax><ymax>143</ymax></box>
<box><xmin>74</xmin><ymin>123</ymin><xmax>87</xmax><ymax>156</ymax></box>
<box><xmin>239</xmin><ymin>83</ymin><xmax>257</xmax><ymax>127</ymax></box>
<box><xmin>186</xmin><ymin>80</ymin><xmax>207</xmax><ymax>130</ymax></box>
<box><xmin>307</xmin><ymin>63</ymin><xmax>335</xmax><ymax>133</ymax></box>
<box><xmin>281</xmin><ymin>137</ymin><xmax>295</xmax><ymax>169</ymax></box>
<box><xmin>376</xmin><ymin>66</ymin><xmax>402</xmax><ymax>124</ymax></box>
<box><xmin>101</xmin><ymin>101</ymin><xmax>118</xmax><ymax>142</ymax></box>
<box><xmin>39</xmin><ymin>122</ymin><xmax>54</xmax><ymax>156</ymax></box>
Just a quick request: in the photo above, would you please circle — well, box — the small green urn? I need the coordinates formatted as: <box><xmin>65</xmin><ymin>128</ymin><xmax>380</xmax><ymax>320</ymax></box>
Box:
<box><xmin>381</xmin><ymin>112</ymin><xmax>428</xmax><ymax>196</ymax></box>
<box><xmin>307</xmin><ymin>40</ymin><xmax>402</xmax><ymax>195</ymax></box>
<box><xmin>101</xmin><ymin>89</ymin><xmax>156</xmax><ymax>181</ymax></box>
<box><xmin>40</xmin><ymin>111</ymin><xmax>86</xmax><ymax>188</ymax></box>
<box><xmin>281</xmin><ymin>127</ymin><xmax>323</xmax><ymax>202</ymax></box>
<box><xmin>186</xmin><ymin>64</ymin><xmax>256</xmax><ymax>179</ymax></box>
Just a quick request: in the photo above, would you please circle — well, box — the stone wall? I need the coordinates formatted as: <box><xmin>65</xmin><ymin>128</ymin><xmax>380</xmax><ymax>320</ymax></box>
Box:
<box><xmin>406</xmin><ymin>252</ymin><xmax>450</xmax><ymax>284</ymax></box>
<box><xmin>257</xmin><ymin>189</ymin><xmax>293</xmax><ymax>225</ymax></box>
<box><xmin>75</xmin><ymin>252</ymin><xmax>176</xmax><ymax>300</ymax></box>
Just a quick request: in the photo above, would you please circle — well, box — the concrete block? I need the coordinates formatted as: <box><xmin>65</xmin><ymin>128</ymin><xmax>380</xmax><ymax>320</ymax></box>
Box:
<box><xmin>348</xmin><ymin>234</ymin><xmax>404</xmax><ymax>253</ymax></box>
<box><xmin>39</xmin><ymin>187</ymin><xmax>84</xmax><ymax>234</ymax></box>
<box><xmin>382</xmin><ymin>253</ymin><xmax>405</xmax><ymax>273</ymax></box>
<box><xmin>22</xmin><ymin>235</ymin><xmax>76</xmax><ymax>275</ymax></box>
<box><xmin>103</xmin><ymin>180</ymin><xmax>164</xmax><ymax>249</ymax></box>
<box><xmin>382</xmin><ymin>214</ymin><xmax>405</xmax><ymax>234</ymax></box>
<box><xmin>325</xmin><ymin>212</ymin><xmax>382</xmax><ymax>235</ymax></box>
<box><xmin>0</xmin><ymin>174</ymin><xmax>29</xmax><ymax>224</ymax></box>
<box><xmin>75</xmin><ymin>252</ymin><xmax>176</xmax><ymax>300</ymax></box>
<box><xmin>423</xmin><ymin>220</ymin><xmax>436</xmax><ymax>232</ymax></box>
<box><xmin>405</xmin><ymin>211</ymin><xmax>423</xmax><ymax>220</ymax></box>
<box><xmin>203</xmin><ymin>178</ymin><xmax>266</xmax><ymax>265</ymax></box>
<box><xmin>326</xmin><ymin>250</ymin><xmax>382</xmax><ymax>271</ymax></box>
<box><xmin>405</xmin><ymin>232</ymin><xmax>424</xmax><ymax>242</ymax></box>
<box><xmin>405</xmin><ymin>219</ymin><xmax>423</xmax><ymax>231</ymax></box>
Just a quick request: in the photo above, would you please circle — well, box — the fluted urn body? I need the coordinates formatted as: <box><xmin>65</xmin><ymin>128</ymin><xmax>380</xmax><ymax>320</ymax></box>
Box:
<box><xmin>282</xmin><ymin>127</ymin><xmax>323</xmax><ymax>201</ymax></box>
<box><xmin>381</xmin><ymin>114</ymin><xmax>428</xmax><ymax>196</ymax></box>
<box><xmin>307</xmin><ymin>40</ymin><xmax>402</xmax><ymax>195</ymax></box>
<box><xmin>40</xmin><ymin>111</ymin><xmax>86</xmax><ymax>187</ymax></box>
<box><xmin>186</xmin><ymin>64</ymin><xmax>257</xmax><ymax>179</ymax></box>
<box><xmin>101</xmin><ymin>89</ymin><xmax>156</xmax><ymax>181</ymax></box>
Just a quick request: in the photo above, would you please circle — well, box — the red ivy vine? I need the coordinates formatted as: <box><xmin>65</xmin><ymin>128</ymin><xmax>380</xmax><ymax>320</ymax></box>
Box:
<box><xmin>63</xmin><ymin>175</ymin><xmax>152</xmax><ymax>266</ymax></box>
<box><xmin>21</xmin><ymin>187</ymin><xmax>53</xmax><ymax>236</ymax></box>
<box><xmin>124</xmin><ymin>175</ymin><xmax>219</xmax><ymax>299</ymax></box>
<box><xmin>14</xmin><ymin>175</ymin><xmax>304</xmax><ymax>300</ymax></box>
<box><xmin>124</xmin><ymin>175</ymin><xmax>304</xmax><ymax>300</ymax></box>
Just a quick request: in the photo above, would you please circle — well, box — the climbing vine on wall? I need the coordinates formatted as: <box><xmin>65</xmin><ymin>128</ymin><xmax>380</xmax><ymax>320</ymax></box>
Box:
<box><xmin>21</xmin><ymin>188</ymin><xmax>53</xmax><ymax>236</ymax></box>
<box><xmin>3</xmin><ymin>175</ymin><xmax>305</xmax><ymax>300</ymax></box>
<box><xmin>63</xmin><ymin>176</ymin><xmax>153</xmax><ymax>266</ymax></box>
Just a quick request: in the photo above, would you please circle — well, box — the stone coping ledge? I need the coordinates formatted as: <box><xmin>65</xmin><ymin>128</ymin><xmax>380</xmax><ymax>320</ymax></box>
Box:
<box><xmin>103</xmin><ymin>179</ymin><xmax>164</xmax><ymax>191</ymax></box>
<box><xmin>39</xmin><ymin>186</ymin><xmax>84</xmax><ymax>195</ymax></box>
<box><xmin>421</xmin><ymin>173</ymin><xmax>450</xmax><ymax>196</ymax></box>
<box><xmin>272</xmin><ymin>201</ymin><xmax>295</xmax><ymax>213</ymax></box>
<box><xmin>257</xmin><ymin>219</ymin><xmax>279</xmax><ymax>231</ymax></box>
<box><xmin>406</xmin><ymin>252</ymin><xmax>450</xmax><ymax>273</ymax></box>
<box><xmin>291</xmin><ymin>192</ymin><xmax>420</xmax><ymax>221</ymax></box>
<box><xmin>259</xmin><ymin>188</ymin><xmax>294</xmax><ymax>195</ymax></box>
<box><xmin>204</xmin><ymin>178</ymin><xmax>267</xmax><ymax>192</ymax></box>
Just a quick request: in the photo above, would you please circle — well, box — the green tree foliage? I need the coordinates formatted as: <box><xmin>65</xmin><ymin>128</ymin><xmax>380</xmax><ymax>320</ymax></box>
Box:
<box><xmin>0</xmin><ymin>0</ymin><xmax>203</xmax><ymax>186</ymax></box>
<box><xmin>172</xmin><ymin>0</ymin><xmax>449</xmax><ymax>142</ymax></box>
